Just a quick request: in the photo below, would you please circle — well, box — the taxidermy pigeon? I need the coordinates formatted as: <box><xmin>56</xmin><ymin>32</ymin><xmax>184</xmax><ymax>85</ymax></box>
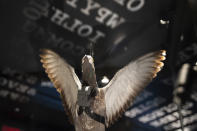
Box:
<box><xmin>40</xmin><ymin>49</ymin><xmax>166</xmax><ymax>131</ymax></box>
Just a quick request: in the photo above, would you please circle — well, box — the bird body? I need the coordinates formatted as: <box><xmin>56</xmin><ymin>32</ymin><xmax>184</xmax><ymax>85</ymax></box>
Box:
<box><xmin>40</xmin><ymin>49</ymin><xmax>166</xmax><ymax>131</ymax></box>
<box><xmin>75</xmin><ymin>89</ymin><xmax>106</xmax><ymax>131</ymax></box>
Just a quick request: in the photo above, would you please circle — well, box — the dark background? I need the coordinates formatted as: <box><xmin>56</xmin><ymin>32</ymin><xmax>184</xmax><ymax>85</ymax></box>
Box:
<box><xmin>0</xmin><ymin>0</ymin><xmax>197</xmax><ymax>131</ymax></box>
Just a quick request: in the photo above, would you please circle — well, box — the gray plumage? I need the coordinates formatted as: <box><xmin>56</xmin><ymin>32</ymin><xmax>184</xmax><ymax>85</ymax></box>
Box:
<box><xmin>40</xmin><ymin>49</ymin><xmax>166</xmax><ymax>131</ymax></box>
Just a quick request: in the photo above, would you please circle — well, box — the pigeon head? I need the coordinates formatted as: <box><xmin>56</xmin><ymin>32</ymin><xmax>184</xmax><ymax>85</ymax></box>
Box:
<box><xmin>82</xmin><ymin>55</ymin><xmax>95</xmax><ymax>72</ymax></box>
<box><xmin>81</xmin><ymin>55</ymin><xmax>97</xmax><ymax>87</ymax></box>
<box><xmin>82</xmin><ymin>55</ymin><xmax>94</xmax><ymax>65</ymax></box>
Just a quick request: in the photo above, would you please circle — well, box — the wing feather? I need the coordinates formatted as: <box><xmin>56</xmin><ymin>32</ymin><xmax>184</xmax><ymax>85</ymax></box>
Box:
<box><xmin>102</xmin><ymin>50</ymin><xmax>166</xmax><ymax>126</ymax></box>
<box><xmin>40</xmin><ymin>49</ymin><xmax>81</xmax><ymax>123</ymax></box>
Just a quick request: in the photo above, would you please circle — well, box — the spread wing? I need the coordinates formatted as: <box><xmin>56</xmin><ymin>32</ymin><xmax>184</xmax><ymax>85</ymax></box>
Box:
<box><xmin>102</xmin><ymin>50</ymin><xmax>166</xmax><ymax>126</ymax></box>
<box><xmin>40</xmin><ymin>49</ymin><xmax>81</xmax><ymax>123</ymax></box>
